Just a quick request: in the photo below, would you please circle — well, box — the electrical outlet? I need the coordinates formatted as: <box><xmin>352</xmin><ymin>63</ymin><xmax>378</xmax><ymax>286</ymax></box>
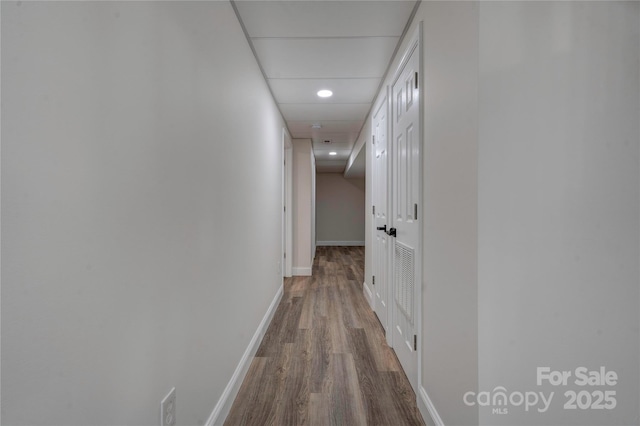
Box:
<box><xmin>160</xmin><ymin>387</ymin><xmax>176</xmax><ymax>426</ymax></box>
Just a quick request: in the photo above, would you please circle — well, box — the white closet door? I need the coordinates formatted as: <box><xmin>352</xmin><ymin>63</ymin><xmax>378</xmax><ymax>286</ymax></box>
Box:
<box><xmin>390</xmin><ymin>41</ymin><xmax>421</xmax><ymax>392</ymax></box>
<box><xmin>372</xmin><ymin>95</ymin><xmax>391</xmax><ymax>341</ymax></box>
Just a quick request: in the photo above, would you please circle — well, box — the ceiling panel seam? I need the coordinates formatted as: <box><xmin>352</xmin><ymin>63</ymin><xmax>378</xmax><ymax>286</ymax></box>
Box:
<box><xmin>268</xmin><ymin>77</ymin><xmax>381</xmax><ymax>81</ymax></box>
<box><xmin>278</xmin><ymin>103</ymin><xmax>372</xmax><ymax>105</ymax></box>
<box><xmin>250</xmin><ymin>36</ymin><xmax>401</xmax><ymax>40</ymax></box>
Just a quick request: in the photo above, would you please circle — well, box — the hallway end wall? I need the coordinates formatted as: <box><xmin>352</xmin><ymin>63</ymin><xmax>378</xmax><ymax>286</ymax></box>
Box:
<box><xmin>1</xmin><ymin>2</ymin><xmax>285</xmax><ymax>425</ymax></box>
<box><xmin>316</xmin><ymin>173</ymin><xmax>365</xmax><ymax>246</ymax></box>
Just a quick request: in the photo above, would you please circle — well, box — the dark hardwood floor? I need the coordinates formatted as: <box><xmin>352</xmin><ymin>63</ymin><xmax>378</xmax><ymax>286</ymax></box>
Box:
<box><xmin>224</xmin><ymin>246</ymin><xmax>425</xmax><ymax>426</ymax></box>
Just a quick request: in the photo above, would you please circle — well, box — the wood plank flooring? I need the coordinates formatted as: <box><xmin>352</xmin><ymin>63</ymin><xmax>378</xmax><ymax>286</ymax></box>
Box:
<box><xmin>224</xmin><ymin>246</ymin><xmax>425</xmax><ymax>426</ymax></box>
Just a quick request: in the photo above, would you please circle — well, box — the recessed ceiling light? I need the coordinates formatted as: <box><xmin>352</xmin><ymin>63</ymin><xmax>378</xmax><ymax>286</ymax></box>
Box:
<box><xmin>317</xmin><ymin>89</ymin><xmax>333</xmax><ymax>98</ymax></box>
<box><xmin>311</xmin><ymin>123</ymin><xmax>322</xmax><ymax>129</ymax></box>
<box><xmin>329</xmin><ymin>151</ymin><xmax>337</xmax><ymax>156</ymax></box>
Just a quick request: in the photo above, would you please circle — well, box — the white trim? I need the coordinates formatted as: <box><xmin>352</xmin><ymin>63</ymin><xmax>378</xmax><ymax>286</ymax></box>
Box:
<box><xmin>292</xmin><ymin>266</ymin><xmax>312</xmax><ymax>276</ymax></box>
<box><xmin>316</xmin><ymin>241</ymin><xmax>365</xmax><ymax>247</ymax></box>
<box><xmin>282</xmin><ymin>128</ymin><xmax>286</xmax><ymax>279</ymax></box>
<box><xmin>363</xmin><ymin>281</ymin><xmax>374</xmax><ymax>309</ymax></box>
<box><xmin>416</xmin><ymin>18</ymin><xmax>425</xmax><ymax>404</ymax></box>
<box><xmin>418</xmin><ymin>385</ymin><xmax>445</xmax><ymax>426</ymax></box>
<box><xmin>205</xmin><ymin>285</ymin><xmax>284</xmax><ymax>426</ymax></box>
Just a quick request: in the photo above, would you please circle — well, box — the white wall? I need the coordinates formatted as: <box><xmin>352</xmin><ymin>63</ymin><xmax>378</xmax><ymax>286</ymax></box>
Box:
<box><xmin>477</xmin><ymin>2</ymin><xmax>639</xmax><ymax>424</ymax></box>
<box><xmin>1</xmin><ymin>2</ymin><xmax>285</xmax><ymax>425</ymax></box>
<box><xmin>345</xmin><ymin>128</ymin><xmax>367</xmax><ymax>179</ymax></box>
<box><xmin>365</xmin><ymin>1</ymin><xmax>639</xmax><ymax>425</ymax></box>
<box><xmin>419</xmin><ymin>2</ymin><xmax>480</xmax><ymax>424</ymax></box>
<box><xmin>316</xmin><ymin>173</ymin><xmax>365</xmax><ymax>245</ymax></box>
<box><xmin>292</xmin><ymin>139</ymin><xmax>315</xmax><ymax>275</ymax></box>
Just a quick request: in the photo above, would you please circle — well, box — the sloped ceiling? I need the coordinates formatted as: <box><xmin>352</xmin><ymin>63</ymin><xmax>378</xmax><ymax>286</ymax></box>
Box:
<box><xmin>233</xmin><ymin>0</ymin><xmax>418</xmax><ymax>173</ymax></box>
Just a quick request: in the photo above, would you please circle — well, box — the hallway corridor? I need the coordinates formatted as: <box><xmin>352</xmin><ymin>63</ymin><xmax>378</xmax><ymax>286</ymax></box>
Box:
<box><xmin>225</xmin><ymin>246</ymin><xmax>425</xmax><ymax>426</ymax></box>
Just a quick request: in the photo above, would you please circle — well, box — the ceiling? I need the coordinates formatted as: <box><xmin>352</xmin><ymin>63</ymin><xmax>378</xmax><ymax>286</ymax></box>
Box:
<box><xmin>233</xmin><ymin>0</ymin><xmax>419</xmax><ymax>174</ymax></box>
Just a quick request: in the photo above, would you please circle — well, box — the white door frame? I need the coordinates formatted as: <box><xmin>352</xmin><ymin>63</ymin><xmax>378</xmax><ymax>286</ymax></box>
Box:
<box><xmin>283</xmin><ymin>127</ymin><xmax>293</xmax><ymax>278</ymax></box>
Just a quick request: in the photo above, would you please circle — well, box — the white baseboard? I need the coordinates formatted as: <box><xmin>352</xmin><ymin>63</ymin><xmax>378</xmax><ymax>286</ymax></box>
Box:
<box><xmin>292</xmin><ymin>266</ymin><xmax>312</xmax><ymax>276</ymax></box>
<box><xmin>363</xmin><ymin>281</ymin><xmax>374</xmax><ymax>309</ymax></box>
<box><xmin>418</xmin><ymin>385</ymin><xmax>444</xmax><ymax>426</ymax></box>
<box><xmin>205</xmin><ymin>285</ymin><xmax>284</xmax><ymax>426</ymax></box>
<box><xmin>316</xmin><ymin>241</ymin><xmax>365</xmax><ymax>246</ymax></box>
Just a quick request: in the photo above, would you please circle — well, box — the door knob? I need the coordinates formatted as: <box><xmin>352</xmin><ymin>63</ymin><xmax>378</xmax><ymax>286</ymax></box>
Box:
<box><xmin>387</xmin><ymin>227</ymin><xmax>397</xmax><ymax>237</ymax></box>
<box><xmin>376</xmin><ymin>225</ymin><xmax>387</xmax><ymax>232</ymax></box>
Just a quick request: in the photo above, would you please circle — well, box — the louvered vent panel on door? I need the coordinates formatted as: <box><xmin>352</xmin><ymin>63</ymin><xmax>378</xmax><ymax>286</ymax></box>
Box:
<box><xmin>394</xmin><ymin>242</ymin><xmax>414</xmax><ymax>321</ymax></box>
